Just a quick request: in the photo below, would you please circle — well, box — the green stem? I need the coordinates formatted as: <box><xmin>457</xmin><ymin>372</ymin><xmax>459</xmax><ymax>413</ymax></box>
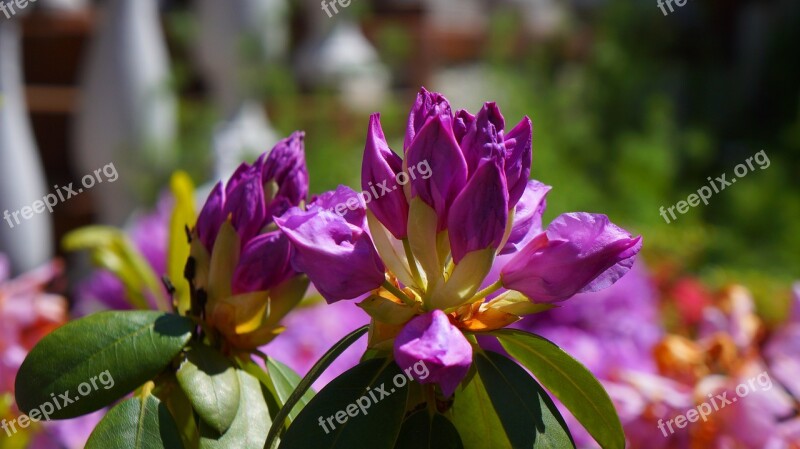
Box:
<box><xmin>383</xmin><ymin>280</ymin><xmax>416</xmax><ymax>307</ymax></box>
<box><xmin>469</xmin><ymin>279</ymin><xmax>504</xmax><ymax>303</ymax></box>
<box><xmin>402</xmin><ymin>238</ymin><xmax>424</xmax><ymax>287</ymax></box>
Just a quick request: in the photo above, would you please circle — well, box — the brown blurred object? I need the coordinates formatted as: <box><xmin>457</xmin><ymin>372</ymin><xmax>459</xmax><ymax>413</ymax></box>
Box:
<box><xmin>21</xmin><ymin>9</ymin><xmax>95</xmax><ymax>256</ymax></box>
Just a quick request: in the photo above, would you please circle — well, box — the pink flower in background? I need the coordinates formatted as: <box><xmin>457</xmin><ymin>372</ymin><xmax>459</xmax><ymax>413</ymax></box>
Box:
<box><xmin>764</xmin><ymin>283</ymin><xmax>800</xmax><ymax>400</ymax></box>
<box><xmin>0</xmin><ymin>254</ymin><xmax>103</xmax><ymax>449</ymax></box>
<box><xmin>513</xmin><ymin>259</ymin><xmax>662</xmax><ymax>378</ymax></box>
<box><xmin>0</xmin><ymin>255</ymin><xmax>67</xmax><ymax>393</ymax></box>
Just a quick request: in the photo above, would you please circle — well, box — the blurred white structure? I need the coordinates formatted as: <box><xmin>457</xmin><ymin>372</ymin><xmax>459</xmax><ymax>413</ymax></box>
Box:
<box><xmin>0</xmin><ymin>21</ymin><xmax>54</xmax><ymax>274</ymax></box>
<box><xmin>73</xmin><ymin>0</ymin><xmax>176</xmax><ymax>225</ymax></box>
<box><xmin>513</xmin><ymin>0</ymin><xmax>566</xmax><ymax>36</ymax></box>
<box><xmin>211</xmin><ymin>101</ymin><xmax>278</xmax><ymax>180</ymax></box>
<box><xmin>194</xmin><ymin>0</ymin><xmax>287</xmax><ymax>178</ymax></box>
<box><xmin>294</xmin><ymin>14</ymin><xmax>390</xmax><ymax>112</ymax></box>
<box><xmin>37</xmin><ymin>0</ymin><xmax>89</xmax><ymax>11</ymax></box>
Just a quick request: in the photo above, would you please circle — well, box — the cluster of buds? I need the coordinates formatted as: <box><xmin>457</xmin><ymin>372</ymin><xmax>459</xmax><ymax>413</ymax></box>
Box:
<box><xmin>186</xmin><ymin>132</ymin><xmax>310</xmax><ymax>351</ymax></box>
<box><xmin>277</xmin><ymin>89</ymin><xmax>642</xmax><ymax>396</ymax></box>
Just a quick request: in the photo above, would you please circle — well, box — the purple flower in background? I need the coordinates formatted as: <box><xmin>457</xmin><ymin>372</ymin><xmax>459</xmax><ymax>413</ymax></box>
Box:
<box><xmin>266</xmin><ymin>299</ymin><xmax>370</xmax><ymax>390</ymax></box>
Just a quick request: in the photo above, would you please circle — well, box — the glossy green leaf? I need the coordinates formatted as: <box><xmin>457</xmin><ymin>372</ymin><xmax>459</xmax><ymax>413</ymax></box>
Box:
<box><xmin>266</xmin><ymin>358</ymin><xmax>315</xmax><ymax>422</ymax></box>
<box><xmin>495</xmin><ymin>329</ymin><xmax>625</xmax><ymax>449</ymax></box>
<box><xmin>279</xmin><ymin>359</ymin><xmax>408</xmax><ymax>449</ymax></box>
<box><xmin>395</xmin><ymin>411</ymin><xmax>464</xmax><ymax>449</ymax></box>
<box><xmin>176</xmin><ymin>344</ymin><xmax>240</xmax><ymax>434</ymax></box>
<box><xmin>199</xmin><ymin>369</ymin><xmax>271</xmax><ymax>449</ymax></box>
<box><xmin>15</xmin><ymin>311</ymin><xmax>193</xmax><ymax>419</ymax></box>
<box><xmin>85</xmin><ymin>395</ymin><xmax>184</xmax><ymax>449</ymax></box>
<box><xmin>475</xmin><ymin>351</ymin><xmax>575</xmax><ymax>449</ymax></box>
<box><xmin>265</xmin><ymin>325</ymin><xmax>368</xmax><ymax>449</ymax></box>
<box><xmin>450</xmin><ymin>368</ymin><xmax>514</xmax><ymax>449</ymax></box>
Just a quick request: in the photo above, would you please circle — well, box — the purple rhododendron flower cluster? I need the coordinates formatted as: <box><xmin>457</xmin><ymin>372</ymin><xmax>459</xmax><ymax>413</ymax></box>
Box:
<box><xmin>277</xmin><ymin>88</ymin><xmax>643</xmax><ymax>397</ymax></box>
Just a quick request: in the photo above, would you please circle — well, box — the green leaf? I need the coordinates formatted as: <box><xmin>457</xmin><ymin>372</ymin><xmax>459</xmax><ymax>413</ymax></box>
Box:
<box><xmin>475</xmin><ymin>351</ymin><xmax>575</xmax><ymax>449</ymax></box>
<box><xmin>494</xmin><ymin>329</ymin><xmax>625</xmax><ymax>449</ymax></box>
<box><xmin>15</xmin><ymin>311</ymin><xmax>193</xmax><ymax>419</ymax></box>
<box><xmin>266</xmin><ymin>358</ymin><xmax>315</xmax><ymax>422</ymax></box>
<box><xmin>395</xmin><ymin>411</ymin><xmax>464</xmax><ymax>449</ymax></box>
<box><xmin>199</xmin><ymin>369</ymin><xmax>271</xmax><ymax>449</ymax></box>
<box><xmin>450</xmin><ymin>368</ymin><xmax>513</xmax><ymax>449</ymax></box>
<box><xmin>264</xmin><ymin>325</ymin><xmax>368</xmax><ymax>449</ymax></box>
<box><xmin>176</xmin><ymin>344</ymin><xmax>240</xmax><ymax>434</ymax></box>
<box><xmin>279</xmin><ymin>359</ymin><xmax>408</xmax><ymax>449</ymax></box>
<box><xmin>85</xmin><ymin>395</ymin><xmax>184</xmax><ymax>449</ymax></box>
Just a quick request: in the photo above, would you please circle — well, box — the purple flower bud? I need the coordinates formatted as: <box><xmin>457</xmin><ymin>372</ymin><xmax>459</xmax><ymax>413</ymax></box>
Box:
<box><xmin>459</xmin><ymin>102</ymin><xmax>506</xmax><ymax>175</ymax></box>
<box><xmin>501</xmin><ymin>213</ymin><xmax>643</xmax><ymax>302</ymax></box>
<box><xmin>500</xmin><ymin>180</ymin><xmax>551</xmax><ymax>255</ymax></box>
<box><xmin>448</xmin><ymin>158</ymin><xmax>509</xmax><ymax>264</ymax></box>
<box><xmin>404</xmin><ymin>87</ymin><xmax>453</xmax><ymax>152</ymax></box>
<box><xmin>196</xmin><ymin>181</ymin><xmax>226</xmax><ymax>252</ymax></box>
<box><xmin>223</xmin><ymin>165</ymin><xmax>267</xmax><ymax>244</ymax></box>
<box><xmin>275</xmin><ymin>187</ymin><xmax>385</xmax><ymax>303</ymax></box>
<box><xmin>453</xmin><ymin>109</ymin><xmax>475</xmax><ymax>144</ymax></box>
<box><xmin>406</xmin><ymin>115</ymin><xmax>467</xmax><ymax>230</ymax></box>
<box><xmin>503</xmin><ymin>117</ymin><xmax>533</xmax><ymax>208</ymax></box>
<box><xmin>393</xmin><ymin>310</ymin><xmax>473</xmax><ymax>398</ymax></box>
<box><xmin>362</xmin><ymin>114</ymin><xmax>409</xmax><ymax>239</ymax></box>
<box><xmin>261</xmin><ymin>131</ymin><xmax>309</xmax><ymax>218</ymax></box>
<box><xmin>232</xmin><ymin>231</ymin><xmax>294</xmax><ymax>294</ymax></box>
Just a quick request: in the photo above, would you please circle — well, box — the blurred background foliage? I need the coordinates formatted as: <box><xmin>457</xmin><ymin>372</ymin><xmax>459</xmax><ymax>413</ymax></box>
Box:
<box><xmin>9</xmin><ymin>0</ymin><xmax>797</xmax><ymax>321</ymax></box>
<box><xmin>157</xmin><ymin>0</ymin><xmax>799</xmax><ymax>320</ymax></box>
